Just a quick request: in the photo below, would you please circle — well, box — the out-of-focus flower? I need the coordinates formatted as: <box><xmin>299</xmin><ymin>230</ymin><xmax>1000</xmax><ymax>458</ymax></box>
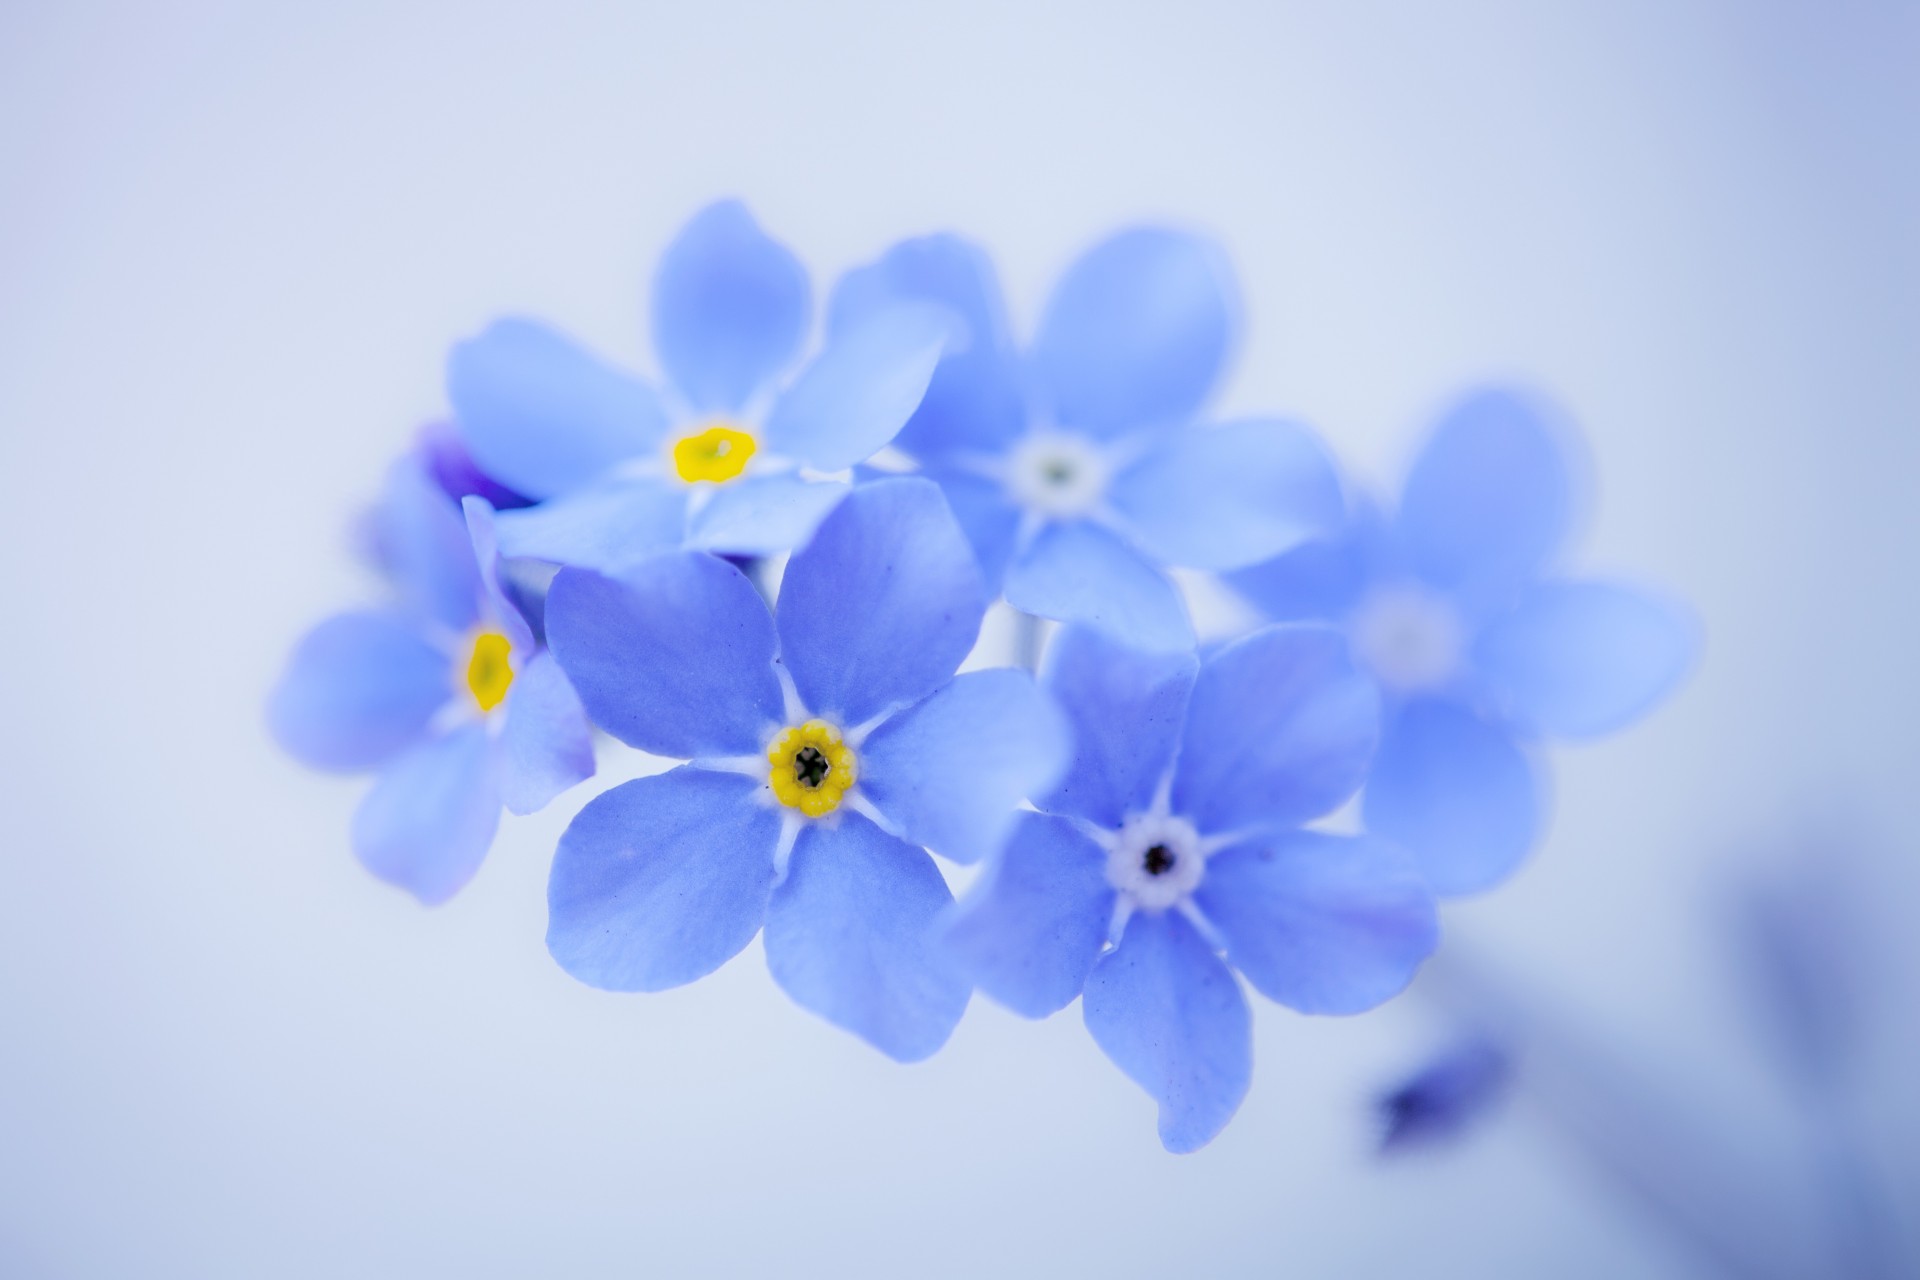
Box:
<box><xmin>412</xmin><ymin>420</ymin><xmax>533</xmax><ymax>511</ymax></box>
<box><xmin>269</xmin><ymin>459</ymin><xmax>595</xmax><ymax>903</ymax></box>
<box><xmin>1229</xmin><ymin>389</ymin><xmax>1698</xmax><ymax>894</ymax></box>
<box><xmin>539</xmin><ymin>478</ymin><xmax>1067</xmax><ymax>1061</ymax></box>
<box><xmin>1376</xmin><ymin>1035</ymin><xmax>1514</xmax><ymax>1155</ymax></box>
<box><xmin>829</xmin><ymin>231</ymin><xmax>1344</xmax><ymax>651</ymax></box>
<box><xmin>941</xmin><ymin>625</ymin><xmax>1437</xmax><ymax>1151</ymax></box>
<box><xmin>446</xmin><ymin>200</ymin><xmax>950</xmax><ymax>570</ymax></box>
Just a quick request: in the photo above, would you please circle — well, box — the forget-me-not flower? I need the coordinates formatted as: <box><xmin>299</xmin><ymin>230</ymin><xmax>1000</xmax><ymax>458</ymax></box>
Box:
<box><xmin>829</xmin><ymin>230</ymin><xmax>1344</xmax><ymax>650</ymax></box>
<box><xmin>1227</xmin><ymin>388</ymin><xmax>1698</xmax><ymax>895</ymax></box>
<box><xmin>445</xmin><ymin>201</ymin><xmax>950</xmax><ymax>572</ymax></box>
<box><xmin>540</xmin><ymin>478</ymin><xmax>1067</xmax><ymax>1060</ymax></box>
<box><xmin>942</xmin><ymin>625</ymin><xmax>1439</xmax><ymax>1151</ymax></box>
<box><xmin>269</xmin><ymin>458</ymin><xmax>596</xmax><ymax>902</ymax></box>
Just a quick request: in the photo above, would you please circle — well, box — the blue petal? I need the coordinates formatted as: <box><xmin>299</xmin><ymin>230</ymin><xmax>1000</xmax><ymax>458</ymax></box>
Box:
<box><xmin>776</xmin><ymin>478</ymin><xmax>986</xmax><ymax>725</ymax></box>
<box><xmin>350</xmin><ymin>723</ymin><xmax>501</xmax><ymax>905</ymax></box>
<box><xmin>1109</xmin><ymin>419</ymin><xmax>1344</xmax><ymax>572</ymax></box>
<box><xmin>1083</xmin><ymin>910</ymin><xmax>1251</xmax><ymax>1153</ymax></box>
<box><xmin>1362</xmin><ymin>697</ymin><xmax>1543</xmax><ymax>896</ymax></box>
<box><xmin>1002</xmin><ymin>520</ymin><xmax>1195</xmax><ymax>652</ymax></box>
<box><xmin>859</xmin><ymin>669</ymin><xmax>1070</xmax><ymax>865</ymax></box>
<box><xmin>447</xmin><ymin>318</ymin><xmax>670</xmax><ymax>501</ymax></box>
<box><xmin>761</xmin><ymin>304</ymin><xmax>951</xmax><ymax>471</ymax></box>
<box><xmin>923</xmin><ymin>467</ymin><xmax>1023</xmax><ymax>592</ymax></box>
<box><xmin>828</xmin><ymin>234</ymin><xmax>1028</xmax><ymax>461</ymax></box>
<box><xmin>763</xmin><ymin>810</ymin><xmax>970</xmax><ymax>1062</ymax></box>
<box><xmin>489</xmin><ymin>478</ymin><xmax>687</xmax><ymax>575</ymax></box>
<box><xmin>499</xmin><ymin>650</ymin><xmax>595</xmax><ymax>815</ymax></box>
<box><xmin>938</xmin><ymin>811</ymin><xmax>1113</xmax><ymax>1017</ymax></box>
<box><xmin>1031</xmin><ymin>227</ymin><xmax>1237</xmax><ymax>437</ymax></box>
<box><xmin>268</xmin><ymin>612</ymin><xmax>449</xmax><ymax>772</ymax></box>
<box><xmin>1393</xmin><ymin>388</ymin><xmax>1579</xmax><ymax>613</ymax></box>
<box><xmin>547</xmin><ymin>767</ymin><xmax>780</xmax><ymax>990</ymax></box>
<box><xmin>651</xmin><ymin>200</ymin><xmax>810</xmax><ymax>414</ymax></box>
<box><xmin>1474</xmin><ymin>579</ymin><xmax>1698</xmax><ymax>739</ymax></box>
<box><xmin>413</xmin><ymin>418</ymin><xmax>532</xmax><ymax>510</ymax></box>
<box><xmin>1173</xmin><ymin>625</ymin><xmax>1379</xmax><ymax>836</ymax></box>
<box><xmin>1224</xmin><ymin>504</ymin><xmax>1382</xmax><ymax>624</ymax></box>
<box><xmin>1038</xmin><ymin>626</ymin><xmax>1198</xmax><ymax>828</ymax></box>
<box><xmin>374</xmin><ymin>457</ymin><xmax>482</xmax><ymax>632</ymax></box>
<box><xmin>460</xmin><ymin>497</ymin><xmax>534</xmax><ymax>652</ymax></box>
<box><xmin>1195</xmin><ymin>832</ymin><xmax>1438</xmax><ymax>1014</ymax></box>
<box><xmin>545</xmin><ymin>555</ymin><xmax>784</xmax><ymax>759</ymax></box>
<box><xmin>685</xmin><ymin>473</ymin><xmax>849</xmax><ymax>557</ymax></box>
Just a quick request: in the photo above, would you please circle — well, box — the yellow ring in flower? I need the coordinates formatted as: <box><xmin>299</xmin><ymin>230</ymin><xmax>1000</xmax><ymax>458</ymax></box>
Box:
<box><xmin>767</xmin><ymin>719</ymin><xmax>858</xmax><ymax>818</ymax></box>
<box><xmin>672</xmin><ymin>424</ymin><xmax>757</xmax><ymax>483</ymax></box>
<box><xmin>465</xmin><ymin>630</ymin><xmax>514</xmax><ymax>712</ymax></box>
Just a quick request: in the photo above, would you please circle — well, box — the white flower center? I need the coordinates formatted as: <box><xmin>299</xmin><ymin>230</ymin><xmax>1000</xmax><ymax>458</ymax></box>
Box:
<box><xmin>1352</xmin><ymin>583</ymin><xmax>1465</xmax><ymax>692</ymax></box>
<box><xmin>1106</xmin><ymin>812</ymin><xmax>1205</xmax><ymax>912</ymax></box>
<box><xmin>1007</xmin><ymin>432</ymin><xmax>1109</xmax><ymax>519</ymax></box>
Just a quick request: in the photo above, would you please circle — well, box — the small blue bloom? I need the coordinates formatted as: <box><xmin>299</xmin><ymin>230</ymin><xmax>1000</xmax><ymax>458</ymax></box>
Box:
<box><xmin>830</xmin><ymin>230</ymin><xmax>1345</xmax><ymax>651</ymax></box>
<box><xmin>1377</xmin><ymin>1036</ymin><xmax>1514</xmax><ymax>1155</ymax></box>
<box><xmin>444</xmin><ymin>200</ymin><xmax>951</xmax><ymax>571</ymax></box>
<box><xmin>942</xmin><ymin>625</ymin><xmax>1438</xmax><ymax>1151</ymax></box>
<box><xmin>1228</xmin><ymin>389</ymin><xmax>1699</xmax><ymax>895</ymax></box>
<box><xmin>269</xmin><ymin>458</ymin><xmax>597</xmax><ymax>903</ymax></box>
<box><xmin>540</xmin><ymin>478</ymin><xmax>1068</xmax><ymax>1061</ymax></box>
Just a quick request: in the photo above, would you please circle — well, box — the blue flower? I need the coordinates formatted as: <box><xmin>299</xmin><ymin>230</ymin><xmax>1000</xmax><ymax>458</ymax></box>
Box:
<box><xmin>829</xmin><ymin>230</ymin><xmax>1345</xmax><ymax>650</ymax></box>
<box><xmin>269</xmin><ymin>458</ymin><xmax>596</xmax><ymax>903</ymax></box>
<box><xmin>941</xmin><ymin>625</ymin><xmax>1438</xmax><ymax>1151</ymax></box>
<box><xmin>1376</xmin><ymin>1036</ymin><xmax>1514</xmax><ymax>1155</ymax></box>
<box><xmin>1227</xmin><ymin>388</ymin><xmax>1699</xmax><ymax>895</ymax></box>
<box><xmin>445</xmin><ymin>200</ymin><xmax>951</xmax><ymax>572</ymax></box>
<box><xmin>539</xmin><ymin>478</ymin><xmax>1068</xmax><ymax>1061</ymax></box>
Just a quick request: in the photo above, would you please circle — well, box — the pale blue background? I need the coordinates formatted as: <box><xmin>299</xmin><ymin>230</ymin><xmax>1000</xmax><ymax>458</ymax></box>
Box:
<box><xmin>2</xmin><ymin>2</ymin><xmax>1917</xmax><ymax>1276</ymax></box>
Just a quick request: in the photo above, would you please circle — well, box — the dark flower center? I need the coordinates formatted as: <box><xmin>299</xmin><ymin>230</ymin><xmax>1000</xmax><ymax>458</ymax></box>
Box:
<box><xmin>1042</xmin><ymin>459</ymin><xmax>1076</xmax><ymax>487</ymax></box>
<box><xmin>1143</xmin><ymin>844</ymin><xmax>1176</xmax><ymax>876</ymax></box>
<box><xmin>793</xmin><ymin>745</ymin><xmax>831</xmax><ymax>789</ymax></box>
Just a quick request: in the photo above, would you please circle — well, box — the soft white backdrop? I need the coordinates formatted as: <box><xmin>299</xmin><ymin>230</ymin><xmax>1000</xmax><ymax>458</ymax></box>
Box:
<box><xmin>3</xmin><ymin>2</ymin><xmax>1916</xmax><ymax>1276</ymax></box>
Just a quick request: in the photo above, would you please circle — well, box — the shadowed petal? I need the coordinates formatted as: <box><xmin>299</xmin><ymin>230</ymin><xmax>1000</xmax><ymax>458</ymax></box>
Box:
<box><xmin>1084</xmin><ymin>910</ymin><xmax>1251</xmax><ymax>1153</ymax></box>
<box><xmin>652</xmin><ymin>200</ymin><xmax>810</xmax><ymax>414</ymax></box>
<box><xmin>547</xmin><ymin>768</ymin><xmax>780</xmax><ymax>991</ymax></box>
<box><xmin>685</xmin><ymin>473</ymin><xmax>849</xmax><ymax>557</ymax></box>
<box><xmin>1474</xmin><ymin>579</ymin><xmax>1698</xmax><ymax>739</ymax></box>
<box><xmin>448</xmin><ymin>318</ymin><xmax>670</xmax><ymax>501</ymax></box>
<box><xmin>1038</xmin><ymin>626</ymin><xmax>1198</xmax><ymax>828</ymax></box>
<box><xmin>351</xmin><ymin>724</ymin><xmax>501</xmax><ymax>905</ymax></box>
<box><xmin>860</xmin><ymin>668</ymin><xmax>1070</xmax><ymax>865</ymax></box>
<box><xmin>546</xmin><ymin>555</ymin><xmax>784</xmax><ymax>759</ymax></box>
<box><xmin>375</xmin><ymin>457</ymin><xmax>482</xmax><ymax>632</ymax></box>
<box><xmin>1195</xmin><ymin>832</ymin><xmax>1438</xmax><ymax>1014</ymax></box>
<box><xmin>777</xmin><ymin>478</ymin><xmax>986</xmax><ymax>725</ymax></box>
<box><xmin>269</xmin><ymin>612</ymin><xmax>450</xmax><ymax>772</ymax></box>
<box><xmin>760</xmin><ymin>305</ymin><xmax>950</xmax><ymax>471</ymax></box>
<box><xmin>1363</xmin><ymin>697</ymin><xmax>1544</xmax><ymax>896</ymax></box>
<box><xmin>1031</xmin><ymin>227</ymin><xmax>1237</xmax><ymax>437</ymax></box>
<box><xmin>499</xmin><ymin>650</ymin><xmax>595</xmax><ymax>815</ymax></box>
<box><xmin>1003</xmin><ymin>520</ymin><xmax>1194</xmax><ymax>653</ymax></box>
<box><xmin>1174</xmin><ymin>625</ymin><xmax>1379</xmax><ymax>836</ymax></box>
<box><xmin>828</xmin><ymin>233</ymin><xmax>1028</xmax><ymax>461</ymax></box>
<box><xmin>764</xmin><ymin>811</ymin><xmax>970</xmax><ymax>1062</ymax></box>
<box><xmin>939</xmin><ymin>812</ymin><xmax>1114</xmax><ymax>1017</ymax></box>
<box><xmin>1109</xmin><ymin>419</ymin><xmax>1344</xmax><ymax>571</ymax></box>
<box><xmin>1394</xmin><ymin>388</ymin><xmax>1580</xmax><ymax>614</ymax></box>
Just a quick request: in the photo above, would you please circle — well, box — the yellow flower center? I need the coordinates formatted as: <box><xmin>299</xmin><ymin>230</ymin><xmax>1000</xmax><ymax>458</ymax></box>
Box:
<box><xmin>672</xmin><ymin>424</ymin><xmax>757</xmax><ymax>484</ymax></box>
<box><xmin>767</xmin><ymin>719</ymin><xmax>858</xmax><ymax>818</ymax></box>
<box><xmin>465</xmin><ymin>631</ymin><xmax>514</xmax><ymax>712</ymax></box>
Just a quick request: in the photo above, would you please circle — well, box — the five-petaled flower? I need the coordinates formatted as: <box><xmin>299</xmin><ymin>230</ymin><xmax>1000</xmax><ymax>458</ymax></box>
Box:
<box><xmin>829</xmin><ymin>229</ymin><xmax>1345</xmax><ymax>650</ymax></box>
<box><xmin>1228</xmin><ymin>388</ymin><xmax>1698</xmax><ymax>894</ymax></box>
<box><xmin>540</xmin><ymin>478</ymin><xmax>1067</xmax><ymax>1061</ymax></box>
<box><xmin>941</xmin><ymin>624</ymin><xmax>1439</xmax><ymax>1151</ymax></box>
<box><xmin>445</xmin><ymin>200</ymin><xmax>951</xmax><ymax>574</ymax></box>
<box><xmin>268</xmin><ymin>458</ymin><xmax>595</xmax><ymax>903</ymax></box>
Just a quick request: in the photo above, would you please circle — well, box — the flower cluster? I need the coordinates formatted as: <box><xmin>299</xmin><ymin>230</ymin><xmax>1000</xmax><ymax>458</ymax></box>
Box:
<box><xmin>270</xmin><ymin>201</ymin><xmax>1696</xmax><ymax>1151</ymax></box>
